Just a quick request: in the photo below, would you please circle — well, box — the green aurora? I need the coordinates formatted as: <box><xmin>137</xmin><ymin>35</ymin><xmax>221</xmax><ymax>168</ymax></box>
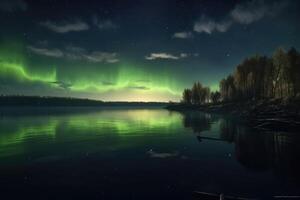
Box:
<box><xmin>0</xmin><ymin>39</ymin><xmax>185</xmax><ymax>101</ymax></box>
<box><xmin>1</xmin><ymin>0</ymin><xmax>299</xmax><ymax>102</ymax></box>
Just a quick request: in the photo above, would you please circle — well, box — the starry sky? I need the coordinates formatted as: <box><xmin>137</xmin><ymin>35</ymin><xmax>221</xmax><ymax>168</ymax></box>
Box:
<box><xmin>0</xmin><ymin>0</ymin><xmax>299</xmax><ymax>102</ymax></box>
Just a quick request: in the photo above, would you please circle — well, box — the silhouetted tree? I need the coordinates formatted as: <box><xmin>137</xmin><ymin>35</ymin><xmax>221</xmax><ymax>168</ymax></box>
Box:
<box><xmin>220</xmin><ymin>75</ymin><xmax>236</xmax><ymax>101</ymax></box>
<box><xmin>202</xmin><ymin>87</ymin><xmax>210</xmax><ymax>103</ymax></box>
<box><xmin>210</xmin><ymin>91</ymin><xmax>221</xmax><ymax>103</ymax></box>
<box><xmin>233</xmin><ymin>55</ymin><xmax>269</xmax><ymax>100</ymax></box>
<box><xmin>272</xmin><ymin>48</ymin><xmax>289</xmax><ymax>98</ymax></box>
<box><xmin>180</xmin><ymin>47</ymin><xmax>300</xmax><ymax>104</ymax></box>
<box><xmin>221</xmin><ymin>47</ymin><xmax>299</xmax><ymax>101</ymax></box>
<box><xmin>182</xmin><ymin>88</ymin><xmax>192</xmax><ymax>104</ymax></box>
<box><xmin>287</xmin><ymin>48</ymin><xmax>300</xmax><ymax>97</ymax></box>
<box><xmin>191</xmin><ymin>82</ymin><xmax>202</xmax><ymax>105</ymax></box>
<box><xmin>182</xmin><ymin>112</ymin><xmax>211</xmax><ymax>133</ymax></box>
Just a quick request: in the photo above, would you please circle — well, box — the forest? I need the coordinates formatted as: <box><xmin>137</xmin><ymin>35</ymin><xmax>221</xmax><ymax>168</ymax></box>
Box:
<box><xmin>182</xmin><ymin>47</ymin><xmax>300</xmax><ymax>104</ymax></box>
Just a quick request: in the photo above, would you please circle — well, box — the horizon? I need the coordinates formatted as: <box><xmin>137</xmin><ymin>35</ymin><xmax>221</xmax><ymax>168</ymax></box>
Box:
<box><xmin>0</xmin><ymin>94</ymin><xmax>173</xmax><ymax>103</ymax></box>
<box><xmin>1</xmin><ymin>0</ymin><xmax>300</xmax><ymax>101</ymax></box>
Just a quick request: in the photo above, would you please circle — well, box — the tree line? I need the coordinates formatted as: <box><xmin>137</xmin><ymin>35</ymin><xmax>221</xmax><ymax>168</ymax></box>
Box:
<box><xmin>182</xmin><ymin>47</ymin><xmax>300</xmax><ymax>104</ymax></box>
<box><xmin>182</xmin><ymin>82</ymin><xmax>219</xmax><ymax>104</ymax></box>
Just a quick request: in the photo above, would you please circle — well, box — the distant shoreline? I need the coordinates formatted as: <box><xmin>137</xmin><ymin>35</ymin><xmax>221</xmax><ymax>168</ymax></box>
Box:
<box><xmin>0</xmin><ymin>96</ymin><xmax>169</xmax><ymax>107</ymax></box>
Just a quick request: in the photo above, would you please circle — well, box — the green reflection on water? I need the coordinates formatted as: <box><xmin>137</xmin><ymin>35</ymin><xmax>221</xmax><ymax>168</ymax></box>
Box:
<box><xmin>1</xmin><ymin>108</ymin><xmax>300</xmax><ymax>188</ymax></box>
<box><xmin>0</xmin><ymin>109</ymin><xmax>183</xmax><ymax>158</ymax></box>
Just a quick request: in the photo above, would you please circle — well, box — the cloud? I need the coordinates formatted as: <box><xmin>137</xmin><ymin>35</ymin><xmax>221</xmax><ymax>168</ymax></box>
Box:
<box><xmin>193</xmin><ymin>0</ymin><xmax>288</xmax><ymax>34</ymax></box>
<box><xmin>27</xmin><ymin>46</ymin><xmax>64</xmax><ymax>58</ymax></box>
<box><xmin>93</xmin><ymin>17</ymin><xmax>118</xmax><ymax>30</ymax></box>
<box><xmin>64</xmin><ymin>46</ymin><xmax>88</xmax><ymax>60</ymax></box>
<box><xmin>173</xmin><ymin>31</ymin><xmax>193</xmax><ymax>39</ymax></box>
<box><xmin>145</xmin><ymin>52</ymin><xmax>195</xmax><ymax>60</ymax></box>
<box><xmin>36</xmin><ymin>40</ymin><xmax>49</xmax><ymax>46</ymax></box>
<box><xmin>145</xmin><ymin>53</ymin><xmax>179</xmax><ymax>60</ymax></box>
<box><xmin>84</xmin><ymin>52</ymin><xmax>119</xmax><ymax>63</ymax></box>
<box><xmin>128</xmin><ymin>86</ymin><xmax>150</xmax><ymax>90</ymax></box>
<box><xmin>135</xmin><ymin>79</ymin><xmax>151</xmax><ymax>83</ymax></box>
<box><xmin>65</xmin><ymin>46</ymin><xmax>119</xmax><ymax>63</ymax></box>
<box><xmin>65</xmin><ymin>45</ymin><xmax>86</xmax><ymax>54</ymax></box>
<box><xmin>51</xmin><ymin>81</ymin><xmax>72</xmax><ymax>90</ymax></box>
<box><xmin>193</xmin><ymin>15</ymin><xmax>232</xmax><ymax>34</ymax></box>
<box><xmin>40</xmin><ymin>20</ymin><xmax>89</xmax><ymax>33</ymax></box>
<box><xmin>27</xmin><ymin>45</ymin><xmax>119</xmax><ymax>63</ymax></box>
<box><xmin>64</xmin><ymin>45</ymin><xmax>87</xmax><ymax>60</ymax></box>
<box><xmin>230</xmin><ymin>0</ymin><xmax>288</xmax><ymax>24</ymax></box>
<box><xmin>145</xmin><ymin>52</ymin><xmax>188</xmax><ymax>60</ymax></box>
<box><xmin>230</xmin><ymin>0</ymin><xmax>266</xmax><ymax>24</ymax></box>
<box><xmin>101</xmin><ymin>81</ymin><xmax>115</xmax><ymax>86</ymax></box>
<box><xmin>180</xmin><ymin>53</ymin><xmax>188</xmax><ymax>58</ymax></box>
<box><xmin>0</xmin><ymin>0</ymin><xmax>27</xmax><ymax>12</ymax></box>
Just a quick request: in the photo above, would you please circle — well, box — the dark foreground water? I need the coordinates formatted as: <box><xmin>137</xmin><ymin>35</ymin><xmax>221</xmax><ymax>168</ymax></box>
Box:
<box><xmin>0</xmin><ymin>107</ymin><xmax>299</xmax><ymax>199</ymax></box>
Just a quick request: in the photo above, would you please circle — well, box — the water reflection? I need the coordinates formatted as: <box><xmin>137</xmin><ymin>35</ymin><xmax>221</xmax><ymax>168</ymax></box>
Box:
<box><xmin>0</xmin><ymin>108</ymin><xmax>183</xmax><ymax>159</ymax></box>
<box><xmin>0</xmin><ymin>108</ymin><xmax>299</xmax><ymax>198</ymax></box>
<box><xmin>180</xmin><ymin>111</ymin><xmax>300</xmax><ymax>182</ymax></box>
<box><xmin>182</xmin><ymin>112</ymin><xmax>212</xmax><ymax>134</ymax></box>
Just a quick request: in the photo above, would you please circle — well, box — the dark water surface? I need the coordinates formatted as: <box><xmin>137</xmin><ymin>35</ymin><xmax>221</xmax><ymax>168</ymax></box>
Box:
<box><xmin>0</xmin><ymin>107</ymin><xmax>299</xmax><ymax>199</ymax></box>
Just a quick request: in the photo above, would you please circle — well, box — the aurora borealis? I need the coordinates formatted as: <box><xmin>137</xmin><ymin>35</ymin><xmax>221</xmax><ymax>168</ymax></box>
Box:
<box><xmin>1</xmin><ymin>0</ymin><xmax>300</xmax><ymax>101</ymax></box>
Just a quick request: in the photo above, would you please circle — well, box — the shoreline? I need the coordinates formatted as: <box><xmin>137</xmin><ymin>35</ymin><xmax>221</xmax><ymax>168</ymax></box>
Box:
<box><xmin>166</xmin><ymin>99</ymin><xmax>300</xmax><ymax>132</ymax></box>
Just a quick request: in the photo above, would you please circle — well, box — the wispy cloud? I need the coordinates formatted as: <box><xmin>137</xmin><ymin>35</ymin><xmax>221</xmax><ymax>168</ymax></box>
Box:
<box><xmin>128</xmin><ymin>86</ymin><xmax>150</xmax><ymax>90</ymax></box>
<box><xmin>93</xmin><ymin>16</ymin><xmax>118</xmax><ymax>30</ymax></box>
<box><xmin>65</xmin><ymin>45</ymin><xmax>119</xmax><ymax>63</ymax></box>
<box><xmin>27</xmin><ymin>46</ymin><xmax>64</xmax><ymax>58</ymax></box>
<box><xmin>85</xmin><ymin>52</ymin><xmax>119</xmax><ymax>63</ymax></box>
<box><xmin>145</xmin><ymin>53</ymin><xmax>179</xmax><ymax>60</ymax></box>
<box><xmin>51</xmin><ymin>81</ymin><xmax>72</xmax><ymax>90</ymax></box>
<box><xmin>193</xmin><ymin>0</ymin><xmax>288</xmax><ymax>34</ymax></box>
<box><xmin>135</xmin><ymin>79</ymin><xmax>151</xmax><ymax>83</ymax></box>
<box><xmin>0</xmin><ymin>0</ymin><xmax>27</xmax><ymax>12</ymax></box>
<box><xmin>28</xmin><ymin>45</ymin><xmax>119</xmax><ymax>63</ymax></box>
<box><xmin>36</xmin><ymin>40</ymin><xmax>49</xmax><ymax>46</ymax></box>
<box><xmin>180</xmin><ymin>53</ymin><xmax>188</xmax><ymax>58</ymax></box>
<box><xmin>101</xmin><ymin>81</ymin><xmax>115</xmax><ymax>86</ymax></box>
<box><xmin>194</xmin><ymin>15</ymin><xmax>232</xmax><ymax>34</ymax></box>
<box><xmin>64</xmin><ymin>45</ymin><xmax>87</xmax><ymax>60</ymax></box>
<box><xmin>230</xmin><ymin>0</ymin><xmax>288</xmax><ymax>24</ymax></box>
<box><xmin>145</xmin><ymin>52</ymin><xmax>188</xmax><ymax>60</ymax></box>
<box><xmin>40</xmin><ymin>20</ymin><xmax>89</xmax><ymax>33</ymax></box>
<box><xmin>65</xmin><ymin>45</ymin><xmax>86</xmax><ymax>53</ymax></box>
<box><xmin>145</xmin><ymin>52</ymin><xmax>194</xmax><ymax>60</ymax></box>
<box><xmin>173</xmin><ymin>31</ymin><xmax>193</xmax><ymax>39</ymax></box>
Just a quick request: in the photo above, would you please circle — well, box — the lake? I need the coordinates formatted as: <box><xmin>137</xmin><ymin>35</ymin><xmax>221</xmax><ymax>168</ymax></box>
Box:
<box><xmin>0</xmin><ymin>107</ymin><xmax>299</xmax><ymax>199</ymax></box>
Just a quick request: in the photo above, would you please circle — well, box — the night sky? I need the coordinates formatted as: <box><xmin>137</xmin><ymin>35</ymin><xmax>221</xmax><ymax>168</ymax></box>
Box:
<box><xmin>0</xmin><ymin>0</ymin><xmax>299</xmax><ymax>102</ymax></box>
